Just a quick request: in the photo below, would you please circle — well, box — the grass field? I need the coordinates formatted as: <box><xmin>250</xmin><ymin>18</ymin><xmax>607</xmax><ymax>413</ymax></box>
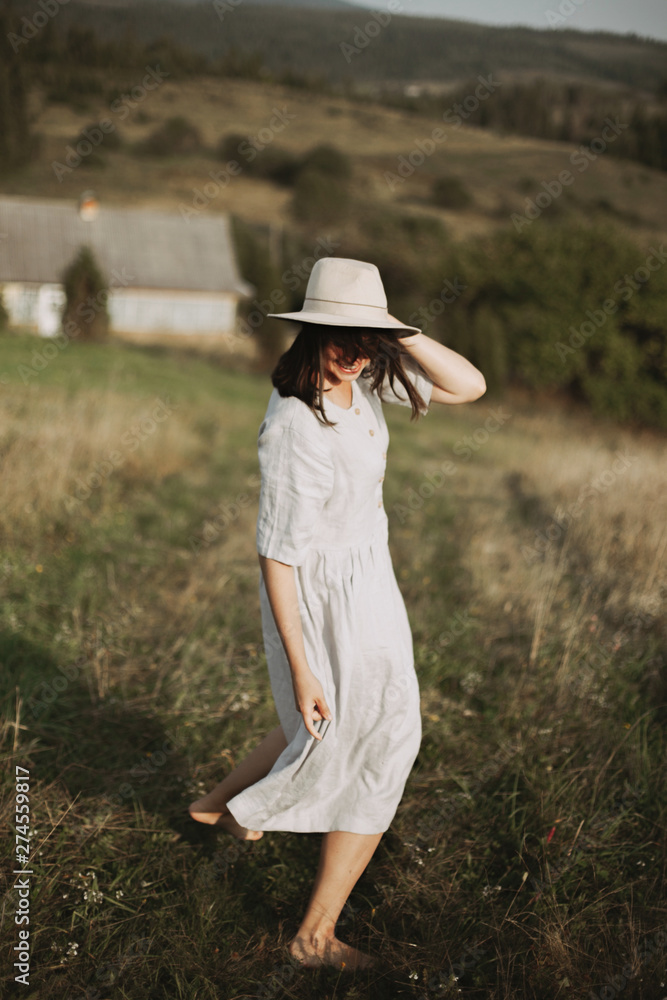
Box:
<box><xmin>0</xmin><ymin>334</ymin><xmax>666</xmax><ymax>999</ymax></box>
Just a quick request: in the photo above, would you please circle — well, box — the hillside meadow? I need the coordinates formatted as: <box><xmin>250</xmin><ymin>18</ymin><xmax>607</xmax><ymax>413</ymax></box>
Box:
<box><xmin>11</xmin><ymin>75</ymin><xmax>667</xmax><ymax>244</ymax></box>
<box><xmin>0</xmin><ymin>334</ymin><xmax>665</xmax><ymax>999</ymax></box>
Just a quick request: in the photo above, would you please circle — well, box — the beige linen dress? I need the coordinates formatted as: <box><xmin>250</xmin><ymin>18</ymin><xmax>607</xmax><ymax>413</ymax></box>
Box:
<box><xmin>226</xmin><ymin>356</ymin><xmax>434</xmax><ymax>835</ymax></box>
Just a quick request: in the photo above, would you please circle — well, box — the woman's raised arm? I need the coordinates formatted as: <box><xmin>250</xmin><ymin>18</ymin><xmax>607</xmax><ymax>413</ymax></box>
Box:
<box><xmin>398</xmin><ymin>332</ymin><xmax>487</xmax><ymax>404</ymax></box>
<box><xmin>258</xmin><ymin>554</ymin><xmax>333</xmax><ymax>740</ymax></box>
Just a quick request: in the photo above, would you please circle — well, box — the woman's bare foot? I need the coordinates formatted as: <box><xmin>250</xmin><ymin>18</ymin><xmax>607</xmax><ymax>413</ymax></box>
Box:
<box><xmin>188</xmin><ymin>797</ymin><xmax>263</xmax><ymax>841</ymax></box>
<box><xmin>289</xmin><ymin>932</ymin><xmax>374</xmax><ymax>971</ymax></box>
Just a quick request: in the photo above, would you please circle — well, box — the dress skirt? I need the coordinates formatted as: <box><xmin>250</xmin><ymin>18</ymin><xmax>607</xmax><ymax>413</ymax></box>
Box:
<box><xmin>226</xmin><ymin>521</ymin><xmax>422</xmax><ymax>834</ymax></box>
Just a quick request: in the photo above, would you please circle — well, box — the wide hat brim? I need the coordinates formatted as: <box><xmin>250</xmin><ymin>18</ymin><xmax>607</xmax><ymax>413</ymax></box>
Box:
<box><xmin>267</xmin><ymin>257</ymin><xmax>422</xmax><ymax>334</ymax></box>
<box><xmin>266</xmin><ymin>309</ymin><xmax>421</xmax><ymax>335</ymax></box>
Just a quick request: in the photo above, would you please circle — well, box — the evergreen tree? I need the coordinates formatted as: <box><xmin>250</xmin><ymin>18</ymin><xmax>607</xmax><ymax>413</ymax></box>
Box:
<box><xmin>61</xmin><ymin>246</ymin><xmax>110</xmax><ymax>343</ymax></box>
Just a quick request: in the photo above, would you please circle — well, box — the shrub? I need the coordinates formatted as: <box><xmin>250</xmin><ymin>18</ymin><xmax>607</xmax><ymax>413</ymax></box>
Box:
<box><xmin>230</xmin><ymin>216</ymin><xmax>285</xmax><ymax>370</ymax></box>
<box><xmin>139</xmin><ymin>116</ymin><xmax>203</xmax><ymax>157</ymax></box>
<box><xmin>216</xmin><ymin>134</ymin><xmax>300</xmax><ymax>185</ymax></box>
<box><xmin>60</xmin><ymin>246</ymin><xmax>109</xmax><ymax>343</ymax></box>
<box><xmin>0</xmin><ymin>288</ymin><xmax>9</xmax><ymax>331</ymax></box>
<box><xmin>297</xmin><ymin>143</ymin><xmax>352</xmax><ymax>182</ymax></box>
<box><xmin>439</xmin><ymin>220</ymin><xmax>667</xmax><ymax>428</ymax></box>
<box><xmin>290</xmin><ymin>169</ymin><xmax>350</xmax><ymax>226</ymax></box>
<box><xmin>46</xmin><ymin>71</ymin><xmax>104</xmax><ymax>107</ymax></box>
<box><xmin>432</xmin><ymin>176</ymin><xmax>473</xmax><ymax>210</ymax></box>
<box><xmin>74</xmin><ymin>122</ymin><xmax>123</xmax><ymax>152</ymax></box>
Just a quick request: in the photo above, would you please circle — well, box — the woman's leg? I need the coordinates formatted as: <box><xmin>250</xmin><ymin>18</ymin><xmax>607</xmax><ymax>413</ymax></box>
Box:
<box><xmin>189</xmin><ymin>724</ymin><xmax>287</xmax><ymax>840</ymax></box>
<box><xmin>289</xmin><ymin>830</ymin><xmax>383</xmax><ymax>970</ymax></box>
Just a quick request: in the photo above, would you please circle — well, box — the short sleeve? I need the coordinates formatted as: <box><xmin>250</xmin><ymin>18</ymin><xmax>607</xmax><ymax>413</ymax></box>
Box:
<box><xmin>377</xmin><ymin>354</ymin><xmax>433</xmax><ymax>414</ymax></box>
<box><xmin>256</xmin><ymin>424</ymin><xmax>335</xmax><ymax>567</ymax></box>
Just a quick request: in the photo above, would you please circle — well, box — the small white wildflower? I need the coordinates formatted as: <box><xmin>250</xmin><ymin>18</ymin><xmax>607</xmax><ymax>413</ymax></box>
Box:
<box><xmin>460</xmin><ymin>669</ymin><xmax>483</xmax><ymax>695</ymax></box>
<box><xmin>408</xmin><ymin>970</ymin><xmax>418</xmax><ymax>979</ymax></box>
<box><xmin>115</xmin><ymin>889</ymin><xmax>124</xmax><ymax>898</ymax></box>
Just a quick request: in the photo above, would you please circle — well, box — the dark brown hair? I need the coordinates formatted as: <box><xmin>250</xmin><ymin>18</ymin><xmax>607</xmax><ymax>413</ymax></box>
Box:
<box><xmin>271</xmin><ymin>323</ymin><xmax>426</xmax><ymax>427</ymax></box>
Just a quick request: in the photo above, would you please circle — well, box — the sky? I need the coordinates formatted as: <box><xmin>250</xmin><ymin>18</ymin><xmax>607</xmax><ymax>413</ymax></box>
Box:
<box><xmin>352</xmin><ymin>0</ymin><xmax>667</xmax><ymax>43</ymax></box>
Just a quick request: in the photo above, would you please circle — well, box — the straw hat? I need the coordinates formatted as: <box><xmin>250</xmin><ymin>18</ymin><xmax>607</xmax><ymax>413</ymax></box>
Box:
<box><xmin>267</xmin><ymin>257</ymin><xmax>421</xmax><ymax>334</ymax></box>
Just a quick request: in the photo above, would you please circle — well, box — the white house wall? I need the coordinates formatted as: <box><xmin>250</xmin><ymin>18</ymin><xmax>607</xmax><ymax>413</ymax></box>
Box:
<box><xmin>109</xmin><ymin>289</ymin><xmax>237</xmax><ymax>335</ymax></box>
<box><xmin>2</xmin><ymin>283</ymin><xmax>239</xmax><ymax>336</ymax></box>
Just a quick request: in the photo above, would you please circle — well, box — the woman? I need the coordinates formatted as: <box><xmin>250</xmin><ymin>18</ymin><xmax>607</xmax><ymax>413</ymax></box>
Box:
<box><xmin>189</xmin><ymin>258</ymin><xmax>486</xmax><ymax>971</ymax></box>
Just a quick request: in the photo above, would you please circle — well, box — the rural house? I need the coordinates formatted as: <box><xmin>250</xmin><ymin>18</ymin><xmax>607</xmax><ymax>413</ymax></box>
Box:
<box><xmin>0</xmin><ymin>193</ymin><xmax>253</xmax><ymax>339</ymax></box>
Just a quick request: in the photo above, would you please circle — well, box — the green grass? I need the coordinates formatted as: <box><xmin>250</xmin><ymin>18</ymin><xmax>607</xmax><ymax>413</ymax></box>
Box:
<box><xmin>0</xmin><ymin>336</ymin><xmax>665</xmax><ymax>999</ymax></box>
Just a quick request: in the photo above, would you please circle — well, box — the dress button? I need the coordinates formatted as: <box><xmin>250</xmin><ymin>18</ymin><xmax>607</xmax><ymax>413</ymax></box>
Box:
<box><xmin>381</xmin><ymin>452</ymin><xmax>386</xmax><ymax>459</ymax></box>
<box><xmin>378</xmin><ymin>501</ymin><xmax>382</xmax><ymax>507</ymax></box>
<box><xmin>354</xmin><ymin>407</ymin><xmax>361</xmax><ymax>414</ymax></box>
<box><xmin>379</xmin><ymin>476</ymin><xmax>384</xmax><ymax>482</ymax></box>
<box><xmin>369</xmin><ymin>429</ymin><xmax>375</xmax><ymax>436</ymax></box>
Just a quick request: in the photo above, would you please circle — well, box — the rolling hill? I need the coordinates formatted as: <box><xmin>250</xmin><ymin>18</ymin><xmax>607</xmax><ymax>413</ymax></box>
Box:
<box><xmin>12</xmin><ymin>0</ymin><xmax>667</xmax><ymax>92</ymax></box>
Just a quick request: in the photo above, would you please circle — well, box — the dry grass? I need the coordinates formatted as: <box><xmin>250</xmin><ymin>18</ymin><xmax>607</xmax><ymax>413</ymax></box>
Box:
<box><xmin>0</xmin><ymin>339</ymin><xmax>665</xmax><ymax>999</ymax></box>
<box><xmin>0</xmin><ymin>384</ymin><xmax>200</xmax><ymax>540</ymax></box>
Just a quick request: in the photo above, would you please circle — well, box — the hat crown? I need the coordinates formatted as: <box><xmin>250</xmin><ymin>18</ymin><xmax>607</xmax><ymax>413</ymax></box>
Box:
<box><xmin>305</xmin><ymin>258</ymin><xmax>387</xmax><ymax>310</ymax></box>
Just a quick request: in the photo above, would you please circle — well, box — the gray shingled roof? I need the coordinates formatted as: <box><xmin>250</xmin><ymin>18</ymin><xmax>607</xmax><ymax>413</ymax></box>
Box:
<box><xmin>0</xmin><ymin>195</ymin><xmax>253</xmax><ymax>296</ymax></box>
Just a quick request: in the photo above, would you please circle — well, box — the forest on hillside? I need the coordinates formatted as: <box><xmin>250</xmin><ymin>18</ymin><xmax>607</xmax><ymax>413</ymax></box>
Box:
<box><xmin>6</xmin><ymin>0</ymin><xmax>667</xmax><ymax>92</ymax></box>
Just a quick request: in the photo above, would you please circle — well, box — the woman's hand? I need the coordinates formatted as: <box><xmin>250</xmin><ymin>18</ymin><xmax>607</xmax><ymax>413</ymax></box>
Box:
<box><xmin>292</xmin><ymin>668</ymin><xmax>333</xmax><ymax>741</ymax></box>
<box><xmin>397</xmin><ymin>331</ymin><xmax>487</xmax><ymax>403</ymax></box>
<box><xmin>257</xmin><ymin>555</ymin><xmax>334</xmax><ymax>740</ymax></box>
